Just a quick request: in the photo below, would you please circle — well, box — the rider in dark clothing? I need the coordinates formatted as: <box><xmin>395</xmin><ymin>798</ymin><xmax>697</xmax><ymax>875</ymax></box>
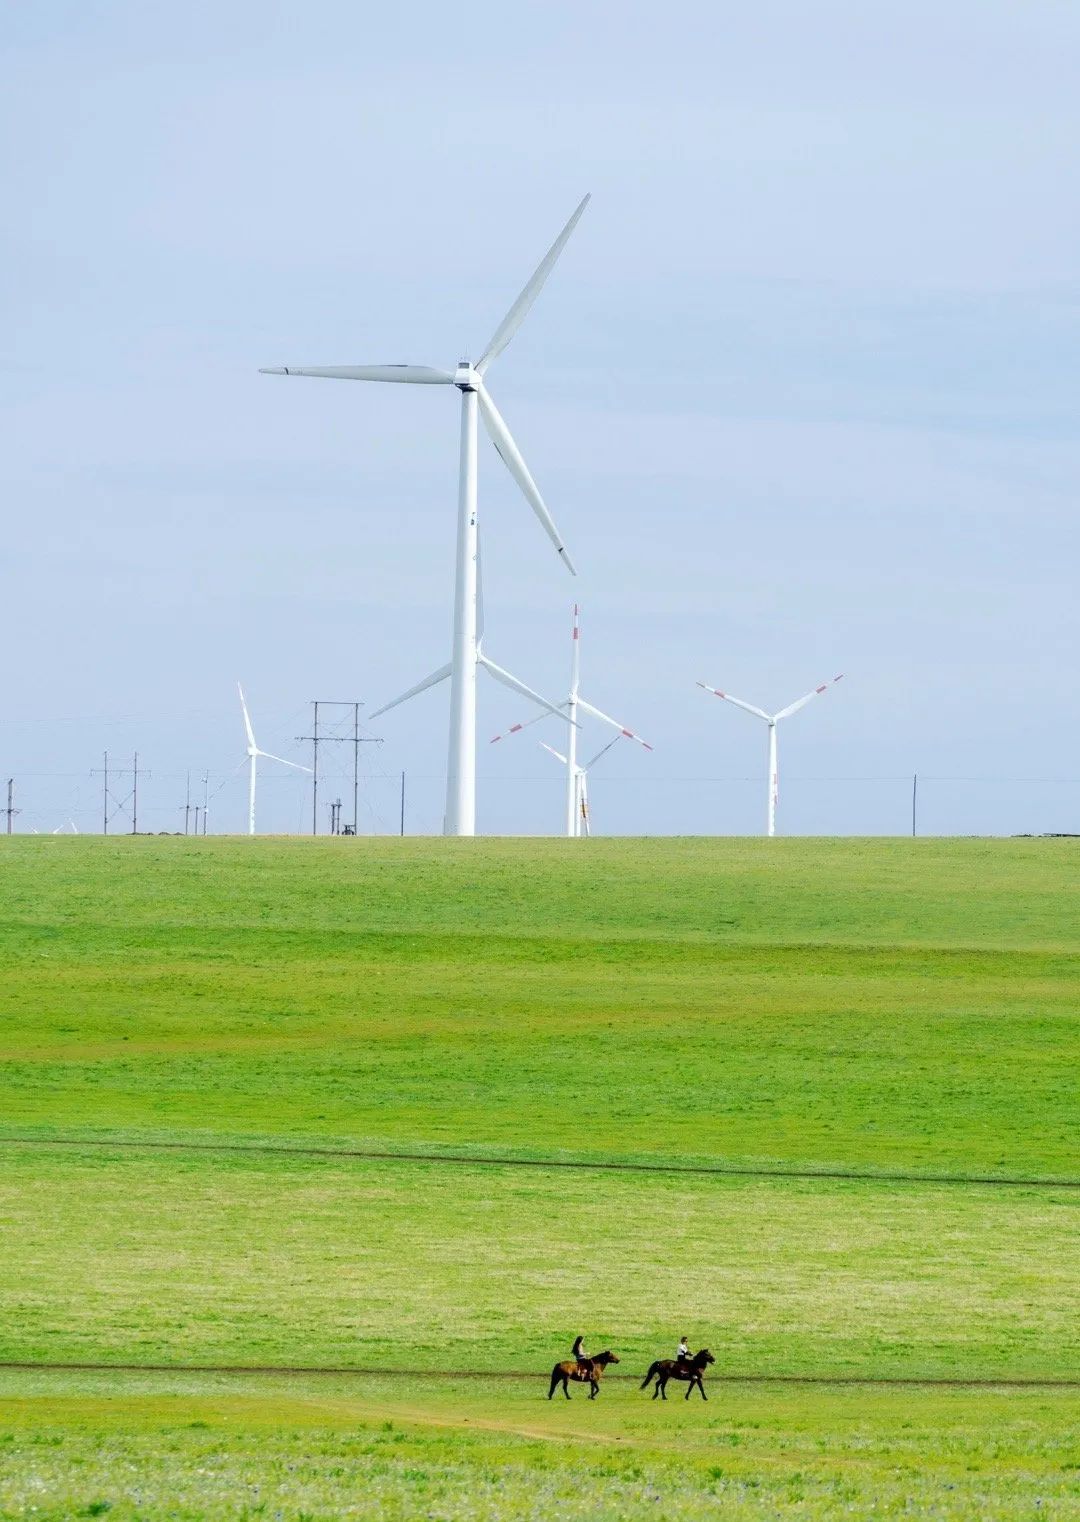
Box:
<box><xmin>572</xmin><ymin>1335</ymin><xmax>594</xmax><ymax>1375</ymax></box>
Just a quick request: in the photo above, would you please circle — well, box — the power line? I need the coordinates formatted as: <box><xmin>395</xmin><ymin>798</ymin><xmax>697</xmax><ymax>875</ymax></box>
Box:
<box><xmin>90</xmin><ymin>752</ymin><xmax>146</xmax><ymax>834</ymax></box>
<box><xmin>296</xmin><ymin>701</ymin><xmax>383</xmax><ymax>836</ymax></box>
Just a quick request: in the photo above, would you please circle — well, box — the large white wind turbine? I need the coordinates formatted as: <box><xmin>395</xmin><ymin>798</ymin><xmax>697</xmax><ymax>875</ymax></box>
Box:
<box><xmin>261</xmin><ymin>196</ymin><xmax>590</xmax><ymax>836</ymax></box>
<box><xmin>696</xmin><ymin>675</ymin><xmax>844</xmax><ymax>836</ymax></box>
<box><xmin>238</xmin><ymin>682</ymin><xmax>311</xmax><ymax>836</ymax></box>
<box><xmin>491</xmin><ymin>605</ymin><xmax>652</xmax><ymax>836</ymax></box>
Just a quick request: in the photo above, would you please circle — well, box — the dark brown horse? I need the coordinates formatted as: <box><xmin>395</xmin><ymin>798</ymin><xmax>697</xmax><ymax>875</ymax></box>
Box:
<box><xmin>547</xmin><ymin>1349</ymin><xmax>620</xmax><ymax>1399</ymax></box>
<box><xmin>640</xmin><ymin>1348</ymin><xmax>715</xmax><ymax>1400</ymax></box>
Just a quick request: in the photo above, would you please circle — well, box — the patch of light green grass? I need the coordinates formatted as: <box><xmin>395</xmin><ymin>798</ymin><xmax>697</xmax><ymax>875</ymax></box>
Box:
<box><xmin>1</xmin><ymin>837</ymin><xmax>1077</xmax><ymax>1177</ymax></box>
<box><xmin>0</xmin><ymin>1374</ymin><xmax>1076</xmax><ymax>1522</ymax></box>
<box><xmin>0</xmin><ymin>1148</ymin><xmax>1075</xmax><ymax>1379</ymax></box>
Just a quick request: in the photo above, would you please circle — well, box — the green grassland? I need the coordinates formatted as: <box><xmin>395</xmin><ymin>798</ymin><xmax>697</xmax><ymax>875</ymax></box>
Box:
<box><xmin>1</xmin><ymin>1373</ymin><xmax>1077</xmax><ymax>1522</ymax></box>
<box><xmin>0</xmin><ymin>836</ymin><xmax>1077</xmax><ymax>1519</ymax></box>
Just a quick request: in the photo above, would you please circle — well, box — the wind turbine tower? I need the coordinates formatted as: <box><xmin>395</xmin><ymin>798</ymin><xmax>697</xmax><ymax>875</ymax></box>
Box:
<box><xmin>238</xmin><ymin>683</ymin><xmax>311</xmax><ymax>836</ymax></box>
<box><xmin>261</xmin><ymin>197</ymin><xmax>590</xmax><ymax>836</ymax></box>
<box><xmin>696</xmin><ymin>675</ymin><xmax>844</xmax><ymax>836</ymax></box>
<box><xmin>491</xmin><ymin>605</ymin><xmax>652</xmax><ymax>836</ymax></box>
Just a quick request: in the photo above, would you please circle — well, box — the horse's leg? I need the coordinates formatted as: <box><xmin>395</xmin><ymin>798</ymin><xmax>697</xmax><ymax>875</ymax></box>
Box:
<box><xmin>563</xmin><ymin>1374</ymin><xmax>571</xmax><ymax>1400</ymax></box>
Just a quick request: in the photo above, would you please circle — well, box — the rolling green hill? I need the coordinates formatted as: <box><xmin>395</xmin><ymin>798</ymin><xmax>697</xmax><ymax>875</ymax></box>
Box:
<box><xmin>0</xmin><ymin>836</ymin><xmax>1076</xmax><ymax>1520</ymax></box>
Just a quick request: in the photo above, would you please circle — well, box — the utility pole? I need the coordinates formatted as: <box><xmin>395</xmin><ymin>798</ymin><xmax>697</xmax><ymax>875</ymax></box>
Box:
<box><xmin>184</xmin><ymin>771</ymin><xmax>192</xmax><ymax>836</ymax></box>
<box><xmin>912</xmin><ymin>772</ymin><xmax>918</xmax><ymax>838</ymax></box>
<box><xmin>353</xmin><ymin>702</ymin><xmax>360</xmax><ymax>835</ymax></box>
<box><xmin>202</xmin><ymin>771</ymin><xmax>209</xmax><ymax>836</ymax></box>
<box><xmin>312</xmin><ymin>701</ymin><xmax>319</xmax><ymax>834</ymax></box>
<box><xmin>93</xmin><ymin>753</ymin><xmax>144</xmax><ymax>835</ymax></box>
<box><xmin>297</xmin><ymin>702</ymin><xmax>381</xmax><ymax>835</ymax></box>
<box><xmin>5</xmin><ymin>778</ymin><xmax>19</xmax><ymax>835</ymax></box>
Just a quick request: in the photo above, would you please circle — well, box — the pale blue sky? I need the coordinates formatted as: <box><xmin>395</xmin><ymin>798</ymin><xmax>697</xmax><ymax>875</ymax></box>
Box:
<box><xmin>2</xmin><ymin>1</ymin><xmax>1078</xmax><ymax>834</ymax></box>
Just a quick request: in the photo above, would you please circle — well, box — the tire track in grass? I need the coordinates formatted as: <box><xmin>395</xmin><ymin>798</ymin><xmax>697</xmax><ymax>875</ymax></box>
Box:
<box><xmin>2</xmin><ymin>1136</ymin><xmax>1076</xmax><ymax>1190</ymax></box>
<box><xmin>0</xmin><ymin>1362</ymin><xmax>1075</xmax><ymax>1389</ymax></box>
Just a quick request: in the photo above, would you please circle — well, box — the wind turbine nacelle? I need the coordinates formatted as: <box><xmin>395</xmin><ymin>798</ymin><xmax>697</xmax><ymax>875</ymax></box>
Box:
<box><xmin>454</xmin><ymin>362</ymin><xmax>478</xmax><ymax>391</ymax></box>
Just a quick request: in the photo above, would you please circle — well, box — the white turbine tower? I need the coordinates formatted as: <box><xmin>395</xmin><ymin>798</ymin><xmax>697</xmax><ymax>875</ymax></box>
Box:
<box><xmin>696</xmin><ymin>675</ymin><xmax>843</xmax><ymax>836</ymax></box>
<box><xmin>538</xmin><ymin>736</ymin><xmax>621</xmax><ymax>837</ymax></box>
<box><xmin>491</xmin><ymin>605</ymin><xmax>652</xmax><ymax>836</ymax></box>
<box><xmin>238</xmin><ymin>682</ymin><xmax>311</xmax><ymax>837</ymax></box>
<box><xmin>261</xmin><ymin>196</ymin><xmax>590</xmax><ymax>836</ymax></box>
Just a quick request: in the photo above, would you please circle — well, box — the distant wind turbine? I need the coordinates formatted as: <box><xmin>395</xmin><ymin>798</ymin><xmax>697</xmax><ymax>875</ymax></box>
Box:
<box><xmin>696</xmin><ymin>675</ymin><xmax>844</xmax><ymax>837</ymax></box>
<box><xmin>491</xmin><ymin>605</ymin><xmax>652</xmax><ymax>836</ymax></box>
<box><xmin>538</xmin><ymin>736</ymin><xmax>621</xmax><ymax>837</ymax></box>
<box><xmin>261</xmin><ymin>196</ymin><xmax>591</xmax><ymax>836</ymax></box>
<box><xmin>238</xmin><ymin>683</ymin><xmax>311</xmax><ymax>837</ymax></box>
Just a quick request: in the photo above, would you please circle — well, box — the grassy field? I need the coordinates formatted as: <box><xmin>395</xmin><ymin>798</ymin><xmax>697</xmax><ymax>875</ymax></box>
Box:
<box><xmin>1</xmin><ymin>1372</ymin><xmax>1077</xmax><ymax>1522</ymax></box>
<box><xmin>0</xmin><ymin>836</ymin><xmax>1077</xmax><ymax>1518</ymax></box>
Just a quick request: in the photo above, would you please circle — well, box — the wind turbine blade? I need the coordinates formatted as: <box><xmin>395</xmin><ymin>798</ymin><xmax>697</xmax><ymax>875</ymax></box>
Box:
<box><xmin>255</xmin><ymin>750</ymin><xmax>312</xmax><ymax>773</ymax></box>
<box><xmin>582</xmin><ymin>736</ymin><xmax>620</xmax><ymax>771</ymax></box>
<box><xmin>773</xmin><ymin>674</ymin><xmax>845</xmax><ymax>722</ymax></box>
<box><xmin>476</xmin><ymin>386</ymin><xmax>576</xmax><ymax>575</ymax></box>
<box><xmin>696</xmin><ymin>683</ymin><xmax>770</xmax><ymax>722</ymax></box>
<box><xmin>575</xmin><ymin>697</ymin><xmax>654</xmax><ymax>751</ymax></box>
<box><xmin>237</xmin><ymin>682</ymin><xmax>256</xmax><ymax>748</ymax></box>
<box><xmin>476</xmin><ymin>194</ymin><xmax>591</xmax><ymax>374</ymax></box>
<box><xmin>490</xmin><ymin>701</ymin><xmax>569</xmax><ymax>744</ymax></box>
<box><xmin>478</xmin><ymin>653</ymin><xmax>571</xmax><ymax>722</ymax></box>
<box><xmin>539</xmin><ymin>741</ymin><xmax>569</xmax><ymax>765</ymax></box>
<box><xmin>259</xmin><ymin>365</ymin><xmax>454</xmax><ymax>383</ymax></box>
<box><xmin>368</xmin><ymin>661</ymin><xmax>453</xmax><ymax>720</ymax></box>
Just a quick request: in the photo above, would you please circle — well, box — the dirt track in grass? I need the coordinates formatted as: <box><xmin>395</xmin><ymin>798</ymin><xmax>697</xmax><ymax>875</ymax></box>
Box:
<box><xmin>0</xmin><ymin>1361</ymin><xmax>1075</xmax><ymax>1388</ymax></box>
<box><xmin>3</xmin><ymin>1135</ymin><xmax>1076</xmax><ymax>1189</ymax></box>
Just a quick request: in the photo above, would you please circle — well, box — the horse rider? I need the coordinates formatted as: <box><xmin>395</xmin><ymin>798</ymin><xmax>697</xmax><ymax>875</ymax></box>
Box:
<box><xmin>572</xmin><ymin>1334</ymin><xmax>595</xmax><ymax>1375</ymax></box>
<box><xmin>676</xmin><ymin>1335</ymin><xmax>692</xmax><ymax>1367</ymax></box>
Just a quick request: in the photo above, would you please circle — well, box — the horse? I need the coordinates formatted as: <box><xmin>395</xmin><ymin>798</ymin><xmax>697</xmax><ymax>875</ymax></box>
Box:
<box><xmin>640</xmin><ymin>1348</ymin><xmax>715</xmax><ymax>1400</ymax></box>
<box><xmin>547</xmin><ymin>1349</ymin><xmax>620</xmax><ymax>1399</ymax></box>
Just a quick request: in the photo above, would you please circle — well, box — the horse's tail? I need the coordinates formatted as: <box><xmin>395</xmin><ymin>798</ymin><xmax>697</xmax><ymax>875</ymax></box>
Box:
<box><xmin>640</xmin><ymin>1361</ymin><xmax>659</xmax><ymax>1390</ymax></box>
<box><xmin>548</xmin><ymin>1365</ymin><xmax>562</xmax><ymax>1398</ymax></box>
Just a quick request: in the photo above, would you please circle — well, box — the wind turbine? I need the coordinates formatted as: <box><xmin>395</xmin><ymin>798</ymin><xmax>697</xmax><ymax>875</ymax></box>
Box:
<box><xmin>491</xmin><ymin>605</ymin><xmax>652</xmax><ymax>836</ymax></box>
<box><xmin>238</xmin><ymin>682</ymin><xmax>311</xmax><ymax>837</ymax></box>
<box><xmin>261</xmin><ymin>195</ymin><xmax>591</xmax><ymax>836</ymax></box>
<box><xmin>696</xmin><ymin>675</ymin><xmax>844</xmax><ymax>836</ymax></box>
<box><xmin>538</xmin><ymin>736</ymin><xmax>621</xmax><ymax>837</ymax></box>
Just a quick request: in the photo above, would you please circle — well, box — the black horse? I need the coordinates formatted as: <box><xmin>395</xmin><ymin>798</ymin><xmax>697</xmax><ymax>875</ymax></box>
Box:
<box><xmin>640</xmin><ymin>1347</ymin><xmax>715</xmax><ymax>1400</ymax></box>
